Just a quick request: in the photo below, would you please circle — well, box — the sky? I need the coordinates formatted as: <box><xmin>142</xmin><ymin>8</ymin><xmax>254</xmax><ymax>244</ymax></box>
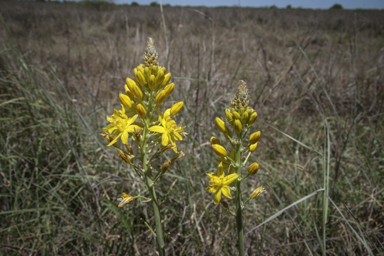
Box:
<box><xmin>114</xmin><ymin>0</ymin><xmax>384</xmax><ymax>9</ymax></box>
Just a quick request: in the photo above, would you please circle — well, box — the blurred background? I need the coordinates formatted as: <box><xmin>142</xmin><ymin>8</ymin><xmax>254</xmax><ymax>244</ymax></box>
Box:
<box><xmin>0</xmin><ymin>1</ymin><xmax>383</xmax><ymax>255</ymax></box>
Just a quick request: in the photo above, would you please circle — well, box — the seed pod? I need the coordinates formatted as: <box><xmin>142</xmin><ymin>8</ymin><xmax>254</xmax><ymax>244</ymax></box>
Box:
<box><xmin>148</xmin><ymin>75</ymin><xmax>156</xmax><ymax>90</ymax></box>
<box><xmin>212</xmin><ymin>144</ymin><xmax>227</xmax><ymax>157</ymax></box>
<box><xmin>155</xmin><ymin>70</ymin><xmax>165</xmax><ymax>86</ymax></box>
<box><xmin>118</xmin><ymin>149</ymin><xmax>131</xmax><ymax>163</ymax></box>
<box><xmin>248</xmin><ymin>111</ymin><xmax>258</xmax><ymax>125</ymax></box>
<box><xmin>136</xmin><ymin>104</ymin><xmax>146</xmax><ymax>119</ymax></box>
<box><xmin>160</xmin><ymin>144</ymin><xmax>176</xmax><ymax>153</ymax></box>
<box><xmin>249</xmin><ymin>131</ymin><xmax>261</xmax><ymax>145</ymax></box>
<box><xmin>220</xmin><ymin>200</ymin><xmax>229</xmax><ymax>209</ymax></box>
<box><xmin>100</xmin><ymin>133</ymin><xmax>118</xmax><ymax>147</ymax></box>
<box><xmin>234</xmin><ymin>120</ymin><xmax>242</xmax><ymax>134</ymax></box>
<box><xmin>124</xmin><ymin>84</ymin><xmax>135</xmax><ymax>100</ymax></box>
<box><xmin>170</xmin><ymin>102</ymin><xmax>184</xmax><ymax>117</ymax></box>
<box><xmin>161</xmin><ymin>160</ymin><xmax>172</xmax><ymax>174</ymax></box>
<box><xmin>250</xmin><ymin>186</ymin><xmax>265</xmax><ymax>199</ymax></box>
<box><xmin>210</xmin><ymin>136</ymin><xmax>221</xmax><ymax>145</ymax></box>
<box><xmin>225</xmin><ymin>109</ymin><xmax>233</xmax><ymax>123</ymax></box>
<box><xmin>161</xmin><ymin>73</ymin><xmax>171</xmax><ymax>87</ymax></box>
<box><xmin>125</xmin><ymin>142</ymin><xmax>134</xmax><ymax>155</ymax></box>
<box><xmin>248</xmin><ymin>162</ymin><xmax>259</xmax><ymax>175</ymax></box>
<box><xmin>119</xmin><ymin>93</ymin><xmax>132</xmax><ymax>109</ymax></box>
<box><xmin>164</xmin><ymin>83</ymin><xmax>175</xmax><ymax>97</ymax></box>
<box><xmin>249</xmin><ymin>142</ymin><xmax>258</xmax><ymax>152</ymax></box>
<box><xmin>171</xmin><ymin>151</ymin><xmax>185</xmax><ymax>164</ymax></box>
<box><xmin>155</xmin><ymin>90</ymin><xmax>167</xmax><ymax>105</ymax></box>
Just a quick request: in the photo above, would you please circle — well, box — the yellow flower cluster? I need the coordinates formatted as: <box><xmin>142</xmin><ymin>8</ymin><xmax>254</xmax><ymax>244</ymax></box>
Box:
<box><xmin>206</xmin><ymin>80</ymin><xmax>264</xmax><ymax>207</ymax></box>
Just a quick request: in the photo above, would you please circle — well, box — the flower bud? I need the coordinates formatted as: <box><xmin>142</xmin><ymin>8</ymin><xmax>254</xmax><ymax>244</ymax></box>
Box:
<box><xmin>132</xmin><ymin>83</ymin><xmax>143</xmax><ymax>100</ymax></box>
<box><xmin>144</xmin><ymin>67</ymin><xmax>151</xmax><ymax>80</ymax></box>
<box><xmin>124</xmin><ymin>84</ymin><xmax>135</xmax><ymax>100</ymax></box>
<box><xmin>135</xmin><ymin>70</ymin><xmax>147</xmax><ymax>87</ymax></box>
<box><xmin>161</xmin><ymin>160</ymin><xmax>172</xmax><ymax>174</ymax></box>
<box><xmin>215</xmin><ymin>117</ymin><xmax>227</xmax><ymax>134</ymax></box>
<box><xmin>161</xmin><ymin>73</ymin><xmax>171</xmax><ymax>87</ymax></box>
<box><xmin>150</xmin><ymin>65</ymin><xmax>158</xmax><ymax>76</ymax></box>
<box><xmin>248</xmin><ymin>162</ymin><xmax>259</xmax><ymax>175</ymax></box>
<box><xmin>118</xmin><ymin>149</ymin><xmax>131</xmax><ymax>163</ymax></box>
<box><xmin>234</xmin><ymin>120</ymin><xmax>242</xmax><ymax>134</ymax></box>
<box><xmin>136</xmin><ymin>104</ymin><xmax>146</xmax><ymax>119</ymax></box>
<box><xmin>119</xmin><ymin>93</ymin><xmax>132</xmax><ymax>109</ymax></box>
<box><xmin>155</xmin><ymin>90</ymin><xmax>167</xmax><ymax>105</ymax></box>
<box><xmin>249</xmin><ymin>131</ymin><xmax>261</xmax><ymax>144</ymax></box>
<box><xmin>241</xmin><ymin>111</ymin><xmax>249</xmax><ymax>124</ymax></box>
<box><xmin>170</xmin><ymin>102</ymin><xmax>184</xmax><ymax>117</ymax></box>
<box><xmin>212</xmin><ymin>144</ymin><xmax>227</xmax><ymax>157</ymax></box>
<box><xmin>231</xmin><ymin>109</ymin><xmax>241</xmax><ymax>120</ymax></box>
<box><xmin>248</xmin><ymin>112</ymin><xmax>258</xmax><ymax>125</ymax></box>
<box><xmin>220</xmin><ymin>200</ymin><xmax>229</xmax><ymax>209</ymax></box>
<box><xmin>239</xmin><ymin>107</ymin><xmax>245</xmax><ymax>115</ymax></box>
<box><xmin>134</xmin><ymin>128</ymin><xmax>142</xmax><ymax>142</ymax></box>
<box><xmin>225</xmin><ymin>109</ymin><xmax>233</xmax><ymax>123</ymax></box>
<box><xmin>250</xmin><ymin>186</ymin><xmax>265</xmax><ymax>199</ymax></box>
<box><xmin>156</xmin><ymin>70</ymin><xmax>165</xmax><ymax>86</ymax></box>
<box><xmin>249</xmin><ymin>142</ymin><xmax>258</xmax><ymax>152</ymax></box>
<box><xmin>164</xmin><ymin>83</ymin><xmax>175</xmax><ymax>97</ymax></box>
<box><xmin>126</xmin><ymin>78</ymin><xmax>137</xmax><ymax>91</ymax></box>
<box><xmin>210</xmin><ymin>136</ymin><xmax>221</xmax><ymax>145</ymax></box>
<box><xmin>148</xmin><ymin>75</ymin><xmax>156</xmax><ymax>90</ymax></box>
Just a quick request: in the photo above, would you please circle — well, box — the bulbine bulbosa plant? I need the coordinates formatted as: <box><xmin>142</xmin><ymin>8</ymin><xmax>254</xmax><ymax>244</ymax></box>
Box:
<box><xmin>207</xmin><ymin>80</ymin><xmax>265</xmax><ymax>255</ymax></box>
<box><xmin>101</xmin><ymin>38</ymin><xmax>186</xmax><ymax>255</ymax></box>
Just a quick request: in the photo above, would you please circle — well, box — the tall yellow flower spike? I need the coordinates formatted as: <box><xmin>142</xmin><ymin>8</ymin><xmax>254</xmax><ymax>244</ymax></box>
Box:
<box><xmin>101</xmin><ymin>38</ymin><xmax>186</xmax><ymax>256</ymax></box>
<box><xmin>207</xmin><ymin>80</ymin><xmax>264</xmax><ymax>256</ymax></box>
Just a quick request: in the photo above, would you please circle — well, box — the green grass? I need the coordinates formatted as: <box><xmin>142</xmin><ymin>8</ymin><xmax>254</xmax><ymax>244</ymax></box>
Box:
<box><xmin>1</xmin><ymin>2</ymin><xmax>383</xmax><ymax>255</ymax></box>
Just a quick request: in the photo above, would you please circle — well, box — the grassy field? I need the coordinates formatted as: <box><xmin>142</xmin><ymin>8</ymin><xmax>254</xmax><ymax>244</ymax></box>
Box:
<box><xmin>1</xmin><ymin>2</ymin><xmax>383</xmax><ymax>255</ymax></box>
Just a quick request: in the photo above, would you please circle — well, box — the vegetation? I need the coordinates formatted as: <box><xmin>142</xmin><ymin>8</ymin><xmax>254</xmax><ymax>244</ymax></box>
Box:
<box><xmin>1</xmin><ymin>2</ymin><xmax>383</xmax><ymax>255</ymax></box>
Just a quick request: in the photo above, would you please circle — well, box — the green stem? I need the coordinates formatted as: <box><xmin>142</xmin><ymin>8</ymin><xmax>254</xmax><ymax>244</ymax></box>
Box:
<box><xmin>141</xmin><ymin>96</ymin><xmax>165</xmax><ymax>256</ymax></box>
<box><xmin>235</xmin><ymin>142</ymin><xmax>244</xmax><ymax>256</ymax></box>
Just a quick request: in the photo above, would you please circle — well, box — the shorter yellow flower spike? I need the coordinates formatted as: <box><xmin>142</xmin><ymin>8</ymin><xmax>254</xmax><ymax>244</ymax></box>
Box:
<box><xmin>234</xmin><ymin>120</ymin><xmax>242</xmax><ymax>134</ymax></box>
<box><xmin>170</xmin><ymin>102</ymin><xmax>184</xmax><ymax>117</ymax></box>
<box><xmin>249</xmin><ymin>131</ymin><xmax>261</xmax><ymax>145</ymax></box>
<box><xmin>117</xmin><ymin>192</ymin><xmax>135</xmax><ymax>207</ymax></box>
<box><xmin>249</xmin><ymin>142</ymin><xmax>258</xmax><ymax>152</ymax></box>
<box><xmin>250</xmin><ymin>186</ymin><xmax>265</xmax><ymax>199</ymax></box>
<box><xmin>248</xmin><ymin>162</ymin><xmax>259</xmax><ymax>175</ymax></box>
<box><xmin>119</xmin><ymin>93</ymin><xmax>132</xmax><ymax>109</ymax></box>
<box><xmin>136</xmin><ymin>104</ymin><xmax>146</xmax><ymax>119</ymax></box>
<box><xmin>212</xmin><ymin>144</ymin><xmax>227</xmax><ymax>157</ymax></box>
<box><xmin>206</xmin><ymin>162</ymin><xmax>239</xmax><ymax>204</ymax></box>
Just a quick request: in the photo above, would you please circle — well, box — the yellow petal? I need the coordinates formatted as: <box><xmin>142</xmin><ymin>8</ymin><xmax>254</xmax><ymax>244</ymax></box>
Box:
<box><xmin>216</xmin><ymin>162</ymin><xmax>224</xmax><ymax>177</ymax></box>
<box><xmin>173</xmin><ymin>131</ymin><xmax>183</xmax><ymax>141</ymax></box>
<box><xmin>126</xmin><ymin>114</ymin><xmax>138</xmax><ymax>125</ymax></box>
<box><xmin>107</xmin><ymin>133</ymin><xmax>121</xmax><ymax>147</ymax></box>
<box><xmin>221</xmin><ymin>185</ymin><xmax>232</xmax><ymax>199</ymax></box>
<box><xmin>213</xmin><ymin>189</ymin><xmax>222</xmax><ymax>204</ymax></box>
<box><xmin>125</xmin><ymin>125</ymin><xmax>142</xmax><ymax>133</ymax></box>
<box><xmin>161</xmin><ymin>133</ymin><xmax>169</xmax><ymax>146</ymax></box>
<box><xmin>121</xmin><ymin>130</ymin><xmax>129</xmax><ymax>144</ymax></box>
<box><xmin>223</xmin><ymin>173</ymin><xmax>239</xmax><ymax>185</ymax></box>
<box><xmin>149</xmin><ymin>126</ymin><xmax>166</xmax><ymax>133</ymax></box>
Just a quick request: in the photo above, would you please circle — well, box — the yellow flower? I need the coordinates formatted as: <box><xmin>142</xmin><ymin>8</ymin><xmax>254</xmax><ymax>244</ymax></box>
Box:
<box><xmin>117</xmin><ymin>192</ymin><xmax>135</xmax><ymax>207</ymax></box>
<box><xmin>206</xmin><ymin>162</ymin><xmax>239</xmax><ymax>204</ymax></box>
<box><xmin>148</xmin><ymin>110</ymin><xmax>184</xmax><ymax>152</ymax></box>
<box><xmin>103</xmin><ymin>105</ymin><xmax>141</xmax><ymax>146</ymax></box>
